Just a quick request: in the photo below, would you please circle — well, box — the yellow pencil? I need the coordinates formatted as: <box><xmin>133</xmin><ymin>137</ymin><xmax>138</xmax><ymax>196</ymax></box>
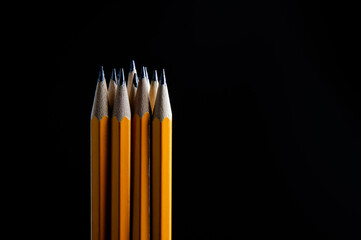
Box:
<box><xmin>91</xmin><ymin>66</ymin><xmax>110</xmax><ymax>240</ymax></box>
<box><xmin>132</xmin><ymin>67</ymin><xmax>151</xmax><ymax>240</ymax></box>
<box><xmin>151</xmin><ymin>69</ymin><xmax>172</xmax><ymax>240</ymax></box>
<box><xmin>111</xmin><ymin>68</ymin><xmax>131</xmax><ymax>240</ymax></box>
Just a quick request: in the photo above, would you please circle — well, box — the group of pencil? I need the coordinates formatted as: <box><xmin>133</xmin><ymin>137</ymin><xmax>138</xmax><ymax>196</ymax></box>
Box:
<box><xmin>90</xmin><ymin>60</ymin><xmax>172</xmax><ymax>240</ymax></box>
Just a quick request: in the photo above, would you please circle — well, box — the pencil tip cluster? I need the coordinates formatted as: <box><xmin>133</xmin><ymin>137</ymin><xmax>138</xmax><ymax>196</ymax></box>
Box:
<box><xmin>92</xmin><ymin>61</ymin><xmax>171</xmax><ymax>120</ymax></box>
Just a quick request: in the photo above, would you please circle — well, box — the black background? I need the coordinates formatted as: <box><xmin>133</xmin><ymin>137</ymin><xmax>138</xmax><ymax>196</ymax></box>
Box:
<box><xmin>45</xmin><ymin>1</ymin><xmax>361</xmax><ymax>239</ymax></box>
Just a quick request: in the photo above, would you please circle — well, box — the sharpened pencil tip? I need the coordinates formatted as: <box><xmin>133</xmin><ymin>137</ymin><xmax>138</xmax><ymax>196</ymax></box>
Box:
<box><xmin>133</xmin><ymin>73</ymin><xmax>138</xmax><ymax>87</ymax></box>
<box><xmin>145</xmin><ymin>66</ymin><xmax>149</xmax><ymax>79</ymax></box>
<box><xmin>152</xmin><ymin>70</ymin><xmax>158</xmax><ymax>82</ymax></box>
<box><xmin>140</xmin><ymin>66</ymin><xmax>146</xmax><ymax>79</ymax></box>
<box><xmin>160</xmin><ymin>69</ymin><xmax>166</xmax><ymax>85</ymax></box>
<box><xmin>130</xmin><ymin>60</ymin><xmax>136</xmax><ymax>71</ymax></box>
<box><xmin>116</xmin><ymin>68</ymin><xmax>121</xmax><ymax>83</ymax></box>
<box><xmin>111</xmin><ymin>68</ymin><xmax>117</xmax><ymax>82</ymax></box>
<box><xmin>98</xmin><ymin>66</ymin><xmax>105</xmax><ymax>82</ymax></box>
<box><xmin>119</xmin><ymin>68</ymin><xmax>125</xmax><ymax>86</ymax></box>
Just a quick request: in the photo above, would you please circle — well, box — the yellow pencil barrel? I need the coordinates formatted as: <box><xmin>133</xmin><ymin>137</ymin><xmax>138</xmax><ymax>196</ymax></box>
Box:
<box><xmin>132</xmin><ymin>113</ymin><xmax>151</xmax><ymax>240</ymax></box>
<box><xmin>152</xmin><ymin>118</ymin><xmax>172</xmax><ymax>240</ymax></box>
<box><xmin>151</xmin><ymin>70</ymin><xmax>172</xmax><ymax>240</ymax></box>
<box><xmin>111</xmin><ymin>117</ymin><xmax>131</xmax><ymax>240</ymax></box>
<box><xmin>91</xmin><ymin>117</ymin><xmax>110</xmax><ymax>240</ymax></box>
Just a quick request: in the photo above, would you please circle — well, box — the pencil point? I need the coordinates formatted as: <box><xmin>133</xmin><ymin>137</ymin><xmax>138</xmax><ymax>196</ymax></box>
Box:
<box><xmin>98</xmin><ymin>66</ymin><xmax>105</xmax><ymax>82</ymax></box>
<box><xmin>119</xmin><ymin>68</ymin><xmax>125</xmax><ymax>86</ymax></box>
<box><xmin>130</xmin><ymin>60</ymin><xmax>136</xmax><ymax>71</ymax></box>
<box><xmin>152</xmin><ymin>70</ymin><xmax>158</xmax><ymax>82</ymax></box>
<box><xmin>140</xmin><ymin>66</ymin><xmax>146</xmax><ymax>79</ymax></box>
<box><xmin>160</xmin><ymin>69</ymin><xmax>166</xmax><ymax>85</ymax></box>
<box><xmin>117</xmin><ymin>68</ymin><xmax>122</xmax><ymax>83</ymax></box>
<box><xmin>111</xmin><ymin>68</ymin><xmax>117</xmax><ymax>82</ymax></box>
<box><xmin>145</xmin><ymin>66</ymin><xmax>149</xmax><ymax>79</ymax></box>
<box><xmin>133</xmin><ymin>73</ymin><xmax>138</xmax><ymax>87</ymax></box>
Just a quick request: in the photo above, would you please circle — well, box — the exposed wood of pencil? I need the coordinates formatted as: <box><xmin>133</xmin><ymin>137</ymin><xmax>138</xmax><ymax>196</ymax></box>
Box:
<box><xmin>129</xmin><ymin>73</ymin><xmax>138</xmax><ymax>111</ymax></box>
<box><xmin>127</xmin><ymin>60</ymin><xmax>137</xmax><ymax>97</ymax></box>
<box><xmin>132</xmin><ymin>73</ymin><xmax>151</xmax><ymax>240</ymax></box>
<box><xmin>108</xmin><ymin>68</ymin><xmax>117</xmax><ymax>111</ymax></box>
<box><xmin>111</xmin><ymin>70</ymin><xmax>131</xmax><ymax>240</ymax></box>
<box><xmin>144</xmin><ymin>66</ymin><xmax>150</xmax><ymax>93</ymax></box>
<box><xmin>91</xmin><ymin>67</ymin><xmax>109</xmax><ymax>240</ymax></box>
<box><xmin>149</xmin><ymin>70</ymin><xmax>158</xmax><ymax>112</ymax></box>
<box><xmin>151</xmin><ymin>70</ymin><xmax>172</xmax><ymax>240</ymax></box>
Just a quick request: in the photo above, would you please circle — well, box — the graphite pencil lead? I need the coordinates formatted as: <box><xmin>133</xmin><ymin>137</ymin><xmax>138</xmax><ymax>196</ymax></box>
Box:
<box><xmin>140</xmin><ymin>66</ymin><xmax>146</xmax><ymax>79</ymax></box>
<box><xmin>130</xmin><ymin>60</ymin><xmax>136</xmax><ymax>71</ymax></box>
<box><xmin>145</xmin><ymin>66</ymin><xmax>149</xmax><ymax>79</ymax></box>
<box><xmin>111</xmin><ymin>68</ymin><xmax>117</xmax><ymax>82</ymax></box>
<box><xmin>98</xmin><ymin>66</ymin><xmax>105</xmax><ymax>82</ymax></box>
<box><xmin>152</xmin><ymin>70</ymin><xmax>158</xmax><ymax>82</ymax></box>
<box><xmin>133</xmin><ymin>73</ymin><xmax>138</xmax><ymax>87</ymax></box>
<box><xmin>117</xmin><ymin>68</ymin><xmax>122</xmax><ymax>83</ymax></box>
<box><xmin>160</xmin><ymin>69</ymin><xmax>166</xmax><ymax>85</ymax></box>
<box><xmin>119</xmin><ymin>68</ymin><xmax>125</xmax><ymax>86</ymax></box>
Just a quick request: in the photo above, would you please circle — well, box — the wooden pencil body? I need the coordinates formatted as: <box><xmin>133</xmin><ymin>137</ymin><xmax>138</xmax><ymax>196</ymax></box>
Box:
<box><xmin>149</xmin><ymin>81</ymin><xmax>158</xmax><ymax>113</ymax></box>
<box><xmin>129</xmin><ymin>85</ymin><xmax>137</xmax><ymax>111</ymax></box>
<box><xmin>111</xmin><ymin>117</ymin><xmax>131</xmax><ymax>240</ymax></box>
<box><xmin>91</xmin><ymin>116</ymin><xmax>110</xmax><ymax>240</ymax></box>
<box><xmin>132</xmin><ymin>113</ymin><xmax>150</xmax><ymax>240</ymax></box>
<box><xmin>152</xmin><ymin>117</ymin><xmax>172</xmax><ymax>240</ymax></box>
<box><xmin>127</xmin><ymin>71</ymin><xmax>136</xmax><ymax>96</ymax></box>
<box><xmin>108</xmin><ymin>79</ymin><xmax>117</xmax><ymax>111</ymax></box>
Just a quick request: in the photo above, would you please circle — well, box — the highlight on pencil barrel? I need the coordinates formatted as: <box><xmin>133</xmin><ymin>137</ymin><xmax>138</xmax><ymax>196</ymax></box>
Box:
<box><xmin>90</xmin><ymin>61</ymin><xmax>172</xmax><ymax>240</ymax></box>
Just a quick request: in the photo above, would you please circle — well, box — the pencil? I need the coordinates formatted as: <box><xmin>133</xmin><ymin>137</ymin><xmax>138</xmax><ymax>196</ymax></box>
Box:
<box><xmin>111</xmin><ymin>68</ymin><xmax>131</xmax><ymax>240</ymax></box>
<box><xmin>149</xmin><ymin>70</ymin><xmax>158</xmax><ymax>112</ymax></box>
<box><xmin>151</xmin><ymin>69</ymin><xmax>172</xmax><ymax>240</ymax></box>
<box><xmin>91</xmin><ymin>66</ymin><xmax>110</xmax><ymax>240</ymax></box>
<box><xmin>132</xmin><ymin>68</ymin><xmax>151</xmax><ymax>240</ymax></box>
